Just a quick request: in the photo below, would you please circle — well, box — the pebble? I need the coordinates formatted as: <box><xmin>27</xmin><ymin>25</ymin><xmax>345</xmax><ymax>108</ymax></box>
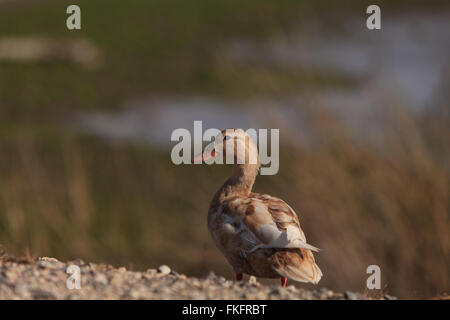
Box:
<box><xmin>109</xmin><ymin>274</ymin><xmax>123</xmax><ymax>286</ymax></box>
<box><xmin>344</xmin><ymin>291</ymin><xmax>358</xmax><ymax>300</ymax></box>
<box><xmin>248</xmin><ymin>276</ymin><xmax>258</xmax><ymax>285</ymax></box>
<box><xmin>269</xmin><ymin>286</ymin><xmax>282</xmax><ymax>295</ymax></box>
<box><xmin>68</xmin><ymin>258</ymin><xmax>85</xmax><ymax>266</ymax></box>
<box><xmin>38</xmin><ymin>257</ymin><xmax>59</xmax><ymax>263</ymax></box>
<box><xmin>94</xmin><ymin>273</ymin><xmax>109</xmax><ymax>285</ymax></box>
<box><xmin>4</xmin><ymin>271</ymin><xmax>17</xmax><ymax>281</ymax></box>
<box><xmin>30</xmin><ymin>289</ymin><xmax>56</xmax><ymax>300</ymax></box>
<box><xmin>157</xmin><ymin>265</ymin><xmax>171</xmax><ymax>275</ymax></box>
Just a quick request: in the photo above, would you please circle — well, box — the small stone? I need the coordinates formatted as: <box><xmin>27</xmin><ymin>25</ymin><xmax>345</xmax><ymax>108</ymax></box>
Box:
<box><xmin>94</xmin><ymin>273</ymin><xmax>108</xmax><ymax>285</ymax></box>
<box><xmin>30</xmin><ymin>289</ymin><xmax>56</xmax><ymax>300</ymax></box>
<box><xmin>14</xmin><ymin>284</ymin><xmax>32</xmax><ymax>299</ymax></box>
<box><xmin>129</xmin><ymin>289</ymin><xmax>141</xmax><ymax>299</ymax></box>
<box><xmin>67</xmin><ymin>292</ymin><xmax>81</xmax><ymax>300</ymax></box>
<box><xmin>157</xmin><ymin>265</ymin><xmax>171</xmax><ymax>275</ymax></box>
<box><xmin>344</xmin><ymin>291</ymin><xmax>358</xmax><ymax>300</ymax></box>
<box><xmin>109</xmin><ymin>274</ymin><xmax>123</xmax><ymax>286</ymax></box>
<box><xmin>248</xmin><ymin>276</ymin><xmax>258</xmax><ymax>285</ymax></box>
<box><xmin>286</xmin><ymin>285</ymin><xmax>296</xmax><ymax>292</ymax></box>
<box><xmin>68</xmin><ymin>258</ymin><xmax>85</xmax><ymax>266</ymax></box>
<box><xmin>145</xmin><ymin>269</ymin><xmax>157</xmax><ymax>275</ymax></box>
<box><xmin>37</xmin><ymin>261</ymin><xmax>52</xmax><ymax>269</ymax></box>
<box><xmin>38</xmin><ymin>257</ymin><xmax>59</xmax><ymax>263</ymax></box>
<box><xmin>269</xmin><ymin>286</ymin><xmax>282</xmax><ymax>296</ymax></box>
<box><xmin>4</xmin><ymin>271</ymin><xmax>17</xmax><ymax>282</ymax></box>
<box><xmin>132</xmin><ymin>272</ymin><xmax>142</xmax><ymax>280</ymax></box>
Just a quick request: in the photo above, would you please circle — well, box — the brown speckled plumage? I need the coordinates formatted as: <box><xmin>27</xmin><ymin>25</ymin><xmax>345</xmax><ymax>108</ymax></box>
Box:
<box><xmin>198</xmin><ymin>129</ymin><xmax>322</xmax><ymax>284</ymax></box>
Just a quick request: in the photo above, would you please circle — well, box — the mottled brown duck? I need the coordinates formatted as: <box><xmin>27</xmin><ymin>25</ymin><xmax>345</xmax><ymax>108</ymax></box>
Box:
<box><xmin>192</xmin><ymin>129</ymin><xmax>322</xmax><ymax>287</ymax></box>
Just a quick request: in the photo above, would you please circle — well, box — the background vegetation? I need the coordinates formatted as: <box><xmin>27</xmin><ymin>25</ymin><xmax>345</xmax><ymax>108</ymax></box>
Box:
<box><xmin>0</xmin><ymin>0</ymin><xmax>448</xmax><ymax>298</ymax></box>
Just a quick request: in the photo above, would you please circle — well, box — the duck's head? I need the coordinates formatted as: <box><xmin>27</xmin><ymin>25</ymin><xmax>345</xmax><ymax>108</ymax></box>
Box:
<box><xmin>192</xmin><ymin>128</ymin><xmax>259</xmax><ymax>166</ymax></box>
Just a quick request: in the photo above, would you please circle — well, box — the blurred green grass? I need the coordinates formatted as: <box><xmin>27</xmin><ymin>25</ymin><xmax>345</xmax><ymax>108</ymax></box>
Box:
<box><xmin>0</xmin><ymin>0</ymin><xmax>449</xmax><ymax>298</ymax></box>
<box><xmin>2</xmin><ymin>0</ymin><xmax>443</xmax><ymax>119</ymax></box>
<box><xmin>0</xmin><ymin>0</ymin><xmax>313</xmax><ymax>121</ymax></box>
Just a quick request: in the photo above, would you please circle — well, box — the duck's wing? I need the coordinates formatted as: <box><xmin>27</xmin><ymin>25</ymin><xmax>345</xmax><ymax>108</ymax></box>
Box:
<box><xmin>225</xmin><ymin>194</ymin><xmax>320</xmax><ymax>253</ymax></box>
<box><xmin>219</xmin><ymin>194</ymin><xmax>322</xmax><ymax>284</ymax></box>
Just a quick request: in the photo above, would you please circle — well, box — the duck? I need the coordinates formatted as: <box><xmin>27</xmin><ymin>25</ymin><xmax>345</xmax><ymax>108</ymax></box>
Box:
<box><xmin>192</xmin><ymin>128</ymin><xmax>322</xmax><ymax>287</ymax></box>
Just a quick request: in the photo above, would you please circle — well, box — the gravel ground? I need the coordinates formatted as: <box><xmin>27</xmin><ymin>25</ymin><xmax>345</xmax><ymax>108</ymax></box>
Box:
<box><xmin>0</xmin><ymin>255</ymin><xmax>394</xmax><ymax>300</ymax></box>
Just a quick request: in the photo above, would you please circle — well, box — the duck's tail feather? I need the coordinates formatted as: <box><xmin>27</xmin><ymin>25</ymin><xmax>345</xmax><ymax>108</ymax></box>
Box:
<box><xmin>271</xmin><ymin>249</ymin><xmax>322</xmax><ymax>284</ymax></box>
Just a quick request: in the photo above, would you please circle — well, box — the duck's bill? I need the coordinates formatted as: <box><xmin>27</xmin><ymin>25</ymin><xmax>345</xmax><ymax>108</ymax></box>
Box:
<box><xmin>191</xmin><ymin>149</ymin><xmax>217</xmax><ymax>163</ymax></box>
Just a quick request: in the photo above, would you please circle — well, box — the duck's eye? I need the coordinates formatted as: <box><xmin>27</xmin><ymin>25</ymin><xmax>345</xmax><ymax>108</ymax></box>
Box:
<box><xmin>224</xmin><ymin>135</ymin><xmax>231</xmax><ymax>141</ymax></box>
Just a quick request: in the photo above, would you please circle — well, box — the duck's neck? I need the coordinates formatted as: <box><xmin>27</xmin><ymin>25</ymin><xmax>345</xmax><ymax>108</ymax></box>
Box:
<box><xmin>218</xmin><ymin>163</ymin><xmax>260</xmax><ymax>199</ymax></box>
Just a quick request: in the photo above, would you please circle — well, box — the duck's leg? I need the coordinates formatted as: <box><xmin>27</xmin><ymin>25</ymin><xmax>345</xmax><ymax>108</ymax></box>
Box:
<box><xmin>235</xmin><ymin>273</ymin><xmax>243</xmax><ymax>281</ymax></box>
<box><xmin>281</xmin><ymin>277</ymin><xmax>287</xmax><ymax>288</ymax></box>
